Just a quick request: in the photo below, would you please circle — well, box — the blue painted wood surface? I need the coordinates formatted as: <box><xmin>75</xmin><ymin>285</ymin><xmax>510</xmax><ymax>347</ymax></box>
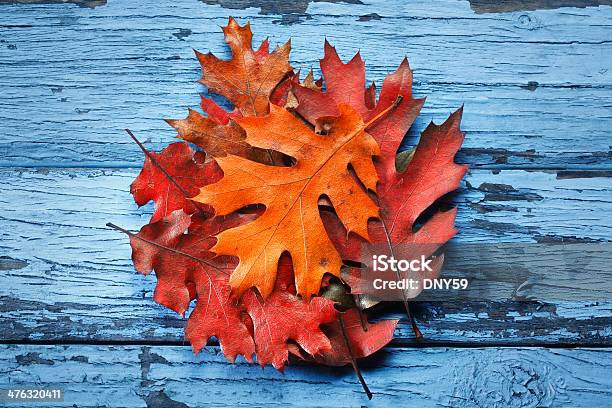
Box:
<box><xmin>2</xmin><ymin>345</ymin><xmax>611</xmax><ymax>407</ymax></box>
<box><xmin>0</xmin><ymin>0</ymin><xmax>611</xmax><ymax>407</ymax></box>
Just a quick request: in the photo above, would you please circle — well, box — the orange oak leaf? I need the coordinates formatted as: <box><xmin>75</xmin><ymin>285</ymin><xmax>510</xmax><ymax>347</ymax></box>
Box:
<box><xmin>193</xmin><ymin>103</ymin><xmax>381</xmax><ymax>300</ymax></box>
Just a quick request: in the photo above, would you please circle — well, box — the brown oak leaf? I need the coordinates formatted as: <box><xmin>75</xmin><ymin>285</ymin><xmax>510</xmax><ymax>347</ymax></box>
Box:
<box><xmin>195</xmin><ymin>17</ymin><xmax>291</xmax><ymax>117</ymax></box>
<box><xmin>166</xmin><ymin>18</ymin><xmax>293</xmax><ymax>165</ymax></box>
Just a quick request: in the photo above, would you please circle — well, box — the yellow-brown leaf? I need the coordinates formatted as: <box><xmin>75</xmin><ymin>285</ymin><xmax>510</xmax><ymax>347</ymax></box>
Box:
<box><xmin>195</xmin><ymin>17</ymin><xmax>292</xmax><ymax>116</ymax></box>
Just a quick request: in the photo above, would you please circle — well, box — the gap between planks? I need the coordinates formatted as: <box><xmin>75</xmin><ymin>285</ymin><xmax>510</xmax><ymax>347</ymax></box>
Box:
<box><xmin>0</xmin><ymin>164</ymin><xmax>611</xmax><ymax>170</ymax></box>
<box><xmin>2</xmin><ymin>339</ymin><xmax>611</xmax><ymax>349</ymax></box>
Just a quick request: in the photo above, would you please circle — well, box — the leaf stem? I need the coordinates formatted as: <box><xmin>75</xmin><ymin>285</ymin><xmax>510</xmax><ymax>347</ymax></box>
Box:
<box><xmin>105</xmin><ymin>222</ymin><xmax>229</xmax><ymax>276</ymax></box>
<box><xmin>377</xmin><ymin>216</ymin><xmax>423</xmax><ymax>339</ymax></box>
<box><xmin>355</xmin><ymin>295</ymin><xmax>368</xmax><ymax>332</ymax></box>
<box><xmin>405</xmin><ymin>300</ymin><xmax>423</xmax><ymax>339</ymax></box>
<box><xmin>339</xmin><ymin>313</ymin><xmax>373</xmax><ymax>400</ymax></box>
<box><xmin>364</xmin><ymin>96</ymin><xmax>403</xmax><ymax>130</ymax></box>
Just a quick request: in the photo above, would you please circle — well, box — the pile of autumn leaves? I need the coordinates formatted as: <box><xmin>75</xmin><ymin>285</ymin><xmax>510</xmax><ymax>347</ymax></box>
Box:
<box><xmin>122</xmin><ymin>18</ymin><xmax>467</xmax><ymax>372</ymax></box>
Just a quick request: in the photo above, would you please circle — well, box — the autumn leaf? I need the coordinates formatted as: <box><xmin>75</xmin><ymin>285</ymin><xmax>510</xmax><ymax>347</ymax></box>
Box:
<box><xmin>130</xmin><ymin>141</ymin><xmax>221</xmax><ymax>223</ymax></box>
<box><xmin>123</xmin><ymin>208</ymin><xmax>338</xmax><ymax>368</ymax></box>
<box><xmin>195</xmin><ymin>17</ymin><xmax>291</xmax><ymax>117</ymax></box>
<box><xmin>167</xmin><ymin>18</ymin><xmax>293</xmax><ymax>165</ymax></box>
<box><xmin>292</xmin><ymin>40</ymin><xmax>424</xmax><ymax>144</ymax></box>
<box><xmin>287</xmin><ymin>306</ymin><xmax>397</xmax><ymax>399</ymax></box>
<box><xmin>241</xmin><ymin>254</ymin><xmax>337</xmax><ymax>369</ymax></box>
<box><xmin>167</xmin><ymin>96</ymin><xmax>290</xmax><ymax>166</ymax></box>
<box><xmin>166</xmin><ymin>97</ymin><xmax>246</xmax><ymax>159</ymax></box>
<box><xmin>126</xmin><ymin>210</ymin><xmax>256</xmax><ymax>362</ymax></box>
<box><xmin>292</xmin><ymin>41</ymin><xmax>466</xmax><ymax>244</ymax></box>
<box><xmin>193</xmin><ymin>103</ymin><xmax>381</xmax><ymax>300</ymax></box>
<box><xmin>374</xmin><ymin>110</ymin><xmax>467</xmax><ymax>246</ymax></box>
<box><xmin>293</xmin><ymin>41</ymin><xmax>467</xmax><ymax>310</ymax></box>
<box><xmin>323</xmin><ymin>113</ymin><xmax>467</xmax><ymax>310</ymax></box>
<box><xmin>313</xmin><ymin>309</ymin><xmax>397</xmax><ymax>366</ymax></box>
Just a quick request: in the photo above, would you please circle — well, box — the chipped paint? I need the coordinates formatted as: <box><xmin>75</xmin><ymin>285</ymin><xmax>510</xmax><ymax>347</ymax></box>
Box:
<box><xmin>470</xmin><ymin>0</ymin><xmax>612</xmax><ymax>13</ymax></box>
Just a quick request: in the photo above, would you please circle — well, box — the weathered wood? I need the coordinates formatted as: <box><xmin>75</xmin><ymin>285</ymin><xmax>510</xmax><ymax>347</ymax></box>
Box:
<box><xmin>469</xmin><ymin>0</ymin><xmax>612</xmax><ymax>14</ymax></box>
<box><xmin>1</xmin><ymin>345</ymin><xmax>611</xmax><ymax>407</ymax></box>
<box><xmin>1</xmin><ymin>0</ymin><xmax>611</xmax><ymax>401</ymax></box>
<box><xmin>0</xmin><ymin>167</ymin><xmax>609</xmax><ymax>344</ymax></box>
<box><xmin>1</xmin><ymin>83</ymin><xmax>610</xmax><ymax>168</ymax></box>
<box><xmin>0</xmin><ymin>0</ymin><xmax>611</xmax><ymax>167</ymax></box>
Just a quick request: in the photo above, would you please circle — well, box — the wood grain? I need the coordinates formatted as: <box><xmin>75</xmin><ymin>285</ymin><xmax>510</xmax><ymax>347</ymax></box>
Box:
<box><xmin>1</xmin><ymin>345</ymin><xmax>611</xmax><ymax>407</ymax></box>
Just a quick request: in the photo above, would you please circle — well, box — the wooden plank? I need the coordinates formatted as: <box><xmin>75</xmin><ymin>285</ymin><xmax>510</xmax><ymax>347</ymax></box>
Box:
<box><xmin>1</xmin><ymin>345</ymin><xmax>611</xmax><ymax>407</ymax></box>
<box><xmin>0</xmin><ymin>0</ymin><xmax>611</xmax><ymax>167</ymax></box>
<box><xmin>1</xmin><ymin>83</ymin><xmax>610</xmax><ymax>168</ymax></box>
<box><xmin>469</xmin><ymin>0</ymin><xmax>612</xmax><ymax>14</ymax></box>
<box><xmin>0</xmin><ymin>167</ymin><xmax>610</xmax><ymax>344</ymax></box>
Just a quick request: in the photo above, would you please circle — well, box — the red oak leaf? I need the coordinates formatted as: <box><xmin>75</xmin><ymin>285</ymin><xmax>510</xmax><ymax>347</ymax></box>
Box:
<box><xmin>241</xmin><ymin>254</ymin><xmax>337</xmax><ymax>370</ymax></box>
<box><xmin>314</xmin><ymin>309</ymin><xmax>398</xmax><ymax>366</ymax></box>
<box><xmin>292</xmin><ymin>41</ymin><xmax>466</xmax><ymax>236</ymax></box>
<box><xmin>130</xmin><ymin>142</ymin><xmax>221</xmax><ymax>223</ymax></box>
<box><xmin>127</xmin><ymin>208</ymin><xmax>337</xmax><ymax>369</ymax></box>
<box><xmin>292</xmin><ymin>40</ymin><xmax>424</xmax><ymax>154</ymax></box>
<box><xmin>129</xmin><ymin>210</ymin><xmax>256</xmax><ymax>363</ymax></box>
<box><xmin>293</xmin><ymin>41</ymin><xmax>467</xmax><ymax>305</ymax></box>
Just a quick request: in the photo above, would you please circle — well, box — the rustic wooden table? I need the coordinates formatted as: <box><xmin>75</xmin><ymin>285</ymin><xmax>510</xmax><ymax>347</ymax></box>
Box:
<box><xmin>1</xmin><ymin>0</ymin><xmax>611</xmax><ymax>407</ymax></box>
